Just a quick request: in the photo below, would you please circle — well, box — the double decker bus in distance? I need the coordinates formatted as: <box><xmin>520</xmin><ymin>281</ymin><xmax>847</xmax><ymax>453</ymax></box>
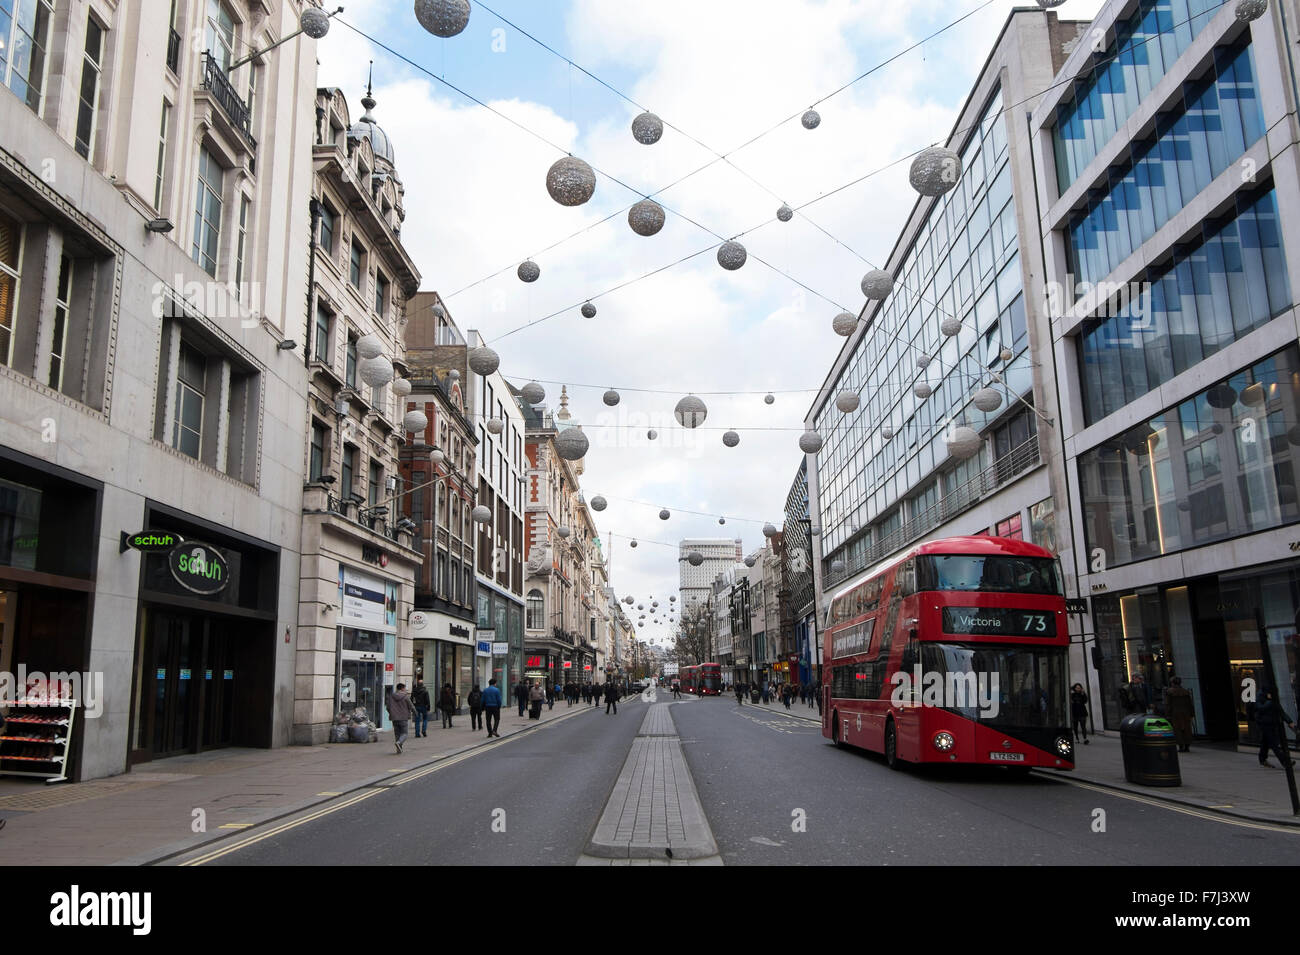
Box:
<box><xmin>822</xmin><ymin>537</ymin><xmax>1073</xmax><ymax>771</ymax></box>
<box><xmin>679</xmin><ymin>664</ymin><xmax>722</xmax><ymax>695</ymax></box>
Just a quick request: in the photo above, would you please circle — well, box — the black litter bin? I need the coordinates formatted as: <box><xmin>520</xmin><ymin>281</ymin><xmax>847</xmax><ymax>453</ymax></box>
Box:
<box><xmin>1119</xmin><ymin>714</ymin><xmax>1181</xmax><ymax>786</ymax></box>
<box><xmin>751</xmin><ymin>689</ymin><xmax>760</xmax><ymax>703</ymax></box>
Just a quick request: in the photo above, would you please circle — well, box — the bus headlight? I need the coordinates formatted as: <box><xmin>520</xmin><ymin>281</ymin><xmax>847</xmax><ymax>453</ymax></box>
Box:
<box><xmin>1055</xmin><ymin>736</ymin><xmax>1073</xmax><ymax>758</ymax></box>
<box><xmin>933</xmin><ymin>731</ymin><xmax>955</xmax><ymax>752</ymax></box>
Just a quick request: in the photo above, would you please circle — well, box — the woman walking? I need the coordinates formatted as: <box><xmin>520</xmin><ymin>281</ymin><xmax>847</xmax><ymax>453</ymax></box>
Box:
<box><xmin>1070</xmin><ymin>683</ymin><xmax>1089</xmax><ymax>745</ymax></box>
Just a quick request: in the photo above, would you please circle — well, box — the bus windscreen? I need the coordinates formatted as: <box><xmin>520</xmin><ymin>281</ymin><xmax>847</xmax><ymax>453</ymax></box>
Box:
<box><xmin>919</xmin><ymin>554</ymin><xmax>1062</xmax><ymax>596</ymax></box>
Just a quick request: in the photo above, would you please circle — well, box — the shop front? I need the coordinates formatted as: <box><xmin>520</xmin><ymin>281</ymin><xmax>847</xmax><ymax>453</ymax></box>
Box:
<box><xmin>524</xmin><ymin>651</ymin><xmax>551</xmax><ymax>687</ymax></box>
<box><xmin>410</xmin><ymin>611</ymin><xmax>475</xmax><ymax>713</ymax></box>
<box><xmin>337</xmin><ymin>566</ymin><xmax>399</xmax><ymax>729</ymax></box>
<box><xmin>477</xmin><ymin>585</ymin><xmax>524</xmax><ymax>692</ymax></box>
<box><xmin>1092</xmin><ymin>557</ymin><xmax>1300</xmax><ymax>751</ymax></box>
<box><xmin>130</xmin><ymin>502</ymin><xmax>280</xmax><ymax>764</ymax></box>
<box><xmin>0</xmin><ymin>449</ymin><xmax>100</xmax><ymax>782</ymax></box>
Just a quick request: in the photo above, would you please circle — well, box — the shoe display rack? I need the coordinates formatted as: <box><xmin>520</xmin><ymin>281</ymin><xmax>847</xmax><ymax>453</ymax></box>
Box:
<box><xmin>0</xmin><ymin>697</ymin><xmax>77</xmax><ymax>783</ymax></box>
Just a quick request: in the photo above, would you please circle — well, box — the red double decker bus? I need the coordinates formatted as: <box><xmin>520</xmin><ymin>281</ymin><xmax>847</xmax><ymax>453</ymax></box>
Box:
<box><xmin>821</xmin><ymin>536</ymin><xmax>1073</xmax><ymax>771</ymax></box>
<box><xmin>679</xmin><ymin>663</ymin><xmax>722</xmax><ymax>695</ymax></box>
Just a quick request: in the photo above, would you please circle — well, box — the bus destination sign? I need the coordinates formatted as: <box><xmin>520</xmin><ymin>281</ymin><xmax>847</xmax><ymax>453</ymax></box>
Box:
<box><xmin>831</xmin><ymin>619</ymin><xmax>875</xmax><ymax>658</ymax></box>
<box><xmin>942</xmin><ymin>607</ymin><xmax>1056</xmax><ymax>637</ymax></box>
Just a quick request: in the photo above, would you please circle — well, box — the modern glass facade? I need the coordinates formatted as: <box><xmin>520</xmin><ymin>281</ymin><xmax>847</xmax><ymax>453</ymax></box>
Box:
<box><xmin>1065</xmin><ymin>39</ymin><xmax>1265</xmax><ymax>288</ymax></box>
<box><xmin>816</xmin><ymin>88</ymin><xmax>1034</xmax><ymax>568</ymax></box>
<box><xmin>1051</xmin><ymin>0</ymin><xmax>1219</xmax><ymax>191</ymax></box>
<box><xmin>1080</xmin><ymin>345</ymin><xmax>1300</xmax><ymax>569</ymax></box>
<box><xmin>1077</xmin><ymin>188</ymin><xmax>1290</xmax><ymax>425</ymax></box>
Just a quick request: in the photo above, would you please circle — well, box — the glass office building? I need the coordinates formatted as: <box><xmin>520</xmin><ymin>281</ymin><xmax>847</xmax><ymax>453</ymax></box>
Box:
<box><xmin>1035</xmin><ymin>0</ymin><xmax>1300</xmax><ymax>742</ymax></box>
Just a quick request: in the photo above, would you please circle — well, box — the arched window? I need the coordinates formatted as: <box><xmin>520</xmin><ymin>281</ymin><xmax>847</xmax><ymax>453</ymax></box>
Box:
<box><xmin>526</xmin><ymin>589</ymin><xmax>544</xmax><ymax>630</ymax></box>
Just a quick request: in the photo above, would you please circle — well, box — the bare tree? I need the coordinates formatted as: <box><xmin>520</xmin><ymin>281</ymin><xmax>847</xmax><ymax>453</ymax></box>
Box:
<box><xmin>671</xmin><ymin>601</ymin><xmax>713</xmax><ymax>665</ymax></box>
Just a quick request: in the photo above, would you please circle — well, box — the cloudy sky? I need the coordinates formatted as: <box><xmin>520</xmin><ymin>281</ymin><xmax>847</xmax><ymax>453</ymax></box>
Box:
<box><xmin>315</xmin><ymin>0</ymin><xmax>1104</xmax><ymax>644</ymax></box>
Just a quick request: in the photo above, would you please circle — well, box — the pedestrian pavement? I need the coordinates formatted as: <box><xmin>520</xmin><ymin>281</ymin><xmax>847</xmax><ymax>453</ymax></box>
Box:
<box><xmin>721</xmin><ymin>694</ymin><xmax>1300</xmax><ymax>827</ymax></box>
<box><xmin>0</xmin><ymin>696</ymin><xmax>609</xmax><ymax>865</ymax></box>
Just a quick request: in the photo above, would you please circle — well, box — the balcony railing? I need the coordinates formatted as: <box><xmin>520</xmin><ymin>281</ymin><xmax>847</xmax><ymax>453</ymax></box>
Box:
<box><xmin>201</xmin><ymin>53</ymin><xmax>257</xmax><ymax>151</ymax></box>
<box><xmin>167</xmin><ymin>28</ymin><xmax>181</xmax><ymax>73</ymax></box>
<box><xmin>824</xmin><ymin>436</ymin><xmax>1042</xmax><ymax>588</ymax></box>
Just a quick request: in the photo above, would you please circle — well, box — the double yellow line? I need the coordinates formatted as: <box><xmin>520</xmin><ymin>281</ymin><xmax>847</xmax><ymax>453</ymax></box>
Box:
<box><xmin>1057</xmin><ymin>776</ymin><xmax>1300</xmax><ymax>834</ymax></box>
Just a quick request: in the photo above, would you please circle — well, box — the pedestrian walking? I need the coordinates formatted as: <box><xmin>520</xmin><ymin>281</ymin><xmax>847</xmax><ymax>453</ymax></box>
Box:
<box><xmin>482</xmin><ymin>678</ymin><xmax>503</xmax><ymax>737</ymax></box>
<box><xmin>515</xmin><ymin>679</ymin><xmax>528</xmax><ymax>717</ymax></box>
<box><xmin>815</xmin><ymin>681</ymin><xmax>823</xmax><ymax>716</ymax></box>
<box><xmin>547</xmin><ymin>683</ymin><xmax>557</xmax><ymax>710</ymax></box>
<box><xmin>1121</xmin><ymin>672</ymin><xmax>1151</xmax><ymax>714</ymax></box>
<box><xmin>387</xmin><ymin>683</ymin><xmax>412</xmax><ymax>754</ymax></box>
<box><xmin>605</xmin><ymin>681</ymin><xmax>619</xmax><ymax>715</ymax></box>
<box><xmin>592</xmin><ymin>683</ymin><xmax>602</xmax><ymax>706</ymax></box>
<box><xmin>782</xmin><ymin>685</ymin><xmax>792</xmax><ymax>709</ymax></box>
<box><xmin>735</xmin><ymin>681</ymin><xmax>745</xmax><ymax>706</ymax></box>
<box><xmin>528</xmin><ymin>681</ymin><xmax>545</xmax><ymax>720</ymax></box>
<box><xmin>1164</xmin><ymin>676</ymin><xmax>1194</xmax><ymax>752</ymax></box>
<box><xmin>411</xmin><ymin>679</ymin><xmax>431</xmax><ymax>738</ymax></box>
<box><xmin>439</xmin><ymin>683</ymin><xmax>456</xmax><ymax>728</ymax></box>
<box><xmin>1070</xmin><ymin>683</ymin><xmax>1090</xmax><ymax>745</ymax></box>
<box><xmin>1254</xmin><ymin>686</ymin><xmax>1297</xmax><ymax>768</ymax></box>
<box><xmin>468</xmin><ymin>683</ymin><xmax>484</xmax><ymax>732</ymax></box>
<box><xmin>672</xmin><ymin>681</ymin><xmax>681</xmax><ymax>700</ymax></box>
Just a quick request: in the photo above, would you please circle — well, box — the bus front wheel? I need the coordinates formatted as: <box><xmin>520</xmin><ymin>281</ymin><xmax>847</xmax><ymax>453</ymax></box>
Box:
<box><xmin>884</xmin><ymin>720</ymin><xmax>901</xmax><ymax>771</ymax></box>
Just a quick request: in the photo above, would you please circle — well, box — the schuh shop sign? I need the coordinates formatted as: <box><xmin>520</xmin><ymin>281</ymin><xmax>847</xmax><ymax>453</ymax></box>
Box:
<box><xmin>168</xmin><ymin>542</ymin><xmax>230</xmax><ymax>595</ymax></box>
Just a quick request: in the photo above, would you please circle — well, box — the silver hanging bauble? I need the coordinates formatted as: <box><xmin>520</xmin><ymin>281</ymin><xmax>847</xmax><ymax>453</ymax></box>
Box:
<box><xmin>914</xmin><ymin>382</ymin><xmax>933</xmax><ymax>399</ymax></box>
<box><xmin>972</xmin><ymin>387</ymin><xmax>1002</xmax><ymax>412</ymax></box>
<box><xmin>591</xmin><ymin>495</ymin><xmax>607</xmax><ymax>511</ymax></box>
<box><xmin>431</xmin><ymin>303</ymin><xmax>447</xmax><ymax>321</ymax></box>
<box><xmin>521</xmin><ymin>381</ymin><xmax>545</xmax><ymax>405</ymax></box>
<box><xmin>941</xmin><ymin>316</ymin><xmax>963</xmax><ymax>336</ymax></box>
<box><xmin>581</xmin><ymin>302</ymin><xmax>597</xmax><ymax>319</ymax></box>
<box><xmin>449</xmin><ymin>369</ymin><xmax>460</xmax><ymax>382</ymax></box>
<box><xmin>763</xmin><ymin>523</ymin><xmax>777</xmax><ymax>538</ymax></box>
<box><xmin>744</xmin><ymin>555</ymin><xmax>757</xmax><ymax>567</ymax></box>
<box><xmin>638</xmin><ymin>604</ymin><xmax>644</xmax><ymax>610</ymax></box>
<box><xmin>718</xmin><ymin>517</ymin><xmax>726</xmax><ymax>525</ymax></box>
<box><xmin>777</xmin><ymin>204</ymin><xmax>793</xmax><ymax>222</ymax></box>
<box><xmin>946</xmin><ymin>426</ymin><xmax>983</xmax><ymax>460</ymax></box>
<box><xmin>1235</xmin><ymin>0</ymin><xmax>1268</xmax><ymax>20</ymax></box>
<box><xmin>799</xmin><ymin>431</ymin><xmax>823</xmax><ymax>454</ymax></box>
<box><xmin>356</xmin><ymin>333</ymin><xmax>384</xmax><ymax>360</ymax></box>
<box><xmin>860</xmin><ymin>270</ymin><xmax>893</xmax><ymax>300</ymax></box>
<box><xmin>555</xmin><ymin>427</ymin><xmax>589</xmax><ymax>461</ymax></box>
<box><xmin>1033</xmin><ymin>0</ymin><xmax>1066</xmax><ymax>6</ymax></box>
<box><xmin>546</xmin><ymin>156</ymin><xmax>596</xmax><ymax>206</ymax></box>
<box><xmin>917</xmin><ymin>354</ymin><xmax>931</xmax><ymax>370</ymax></box>
<box><xmin>391</xmin><ymin>378</ymin><xmax>412</xmax><ymax>397</ymax></box>
<box><xmin>467</xmin><ymin>345</ymin><xmax>500</xmax><ymax>376</ymax></box>
<box><xmin>723</xmin><ymin>430</ymin><xmax>740</xmax><ymax>447</ymax></box>
<box><xmin>518</xmin><ymin>260</ymin><xmax>540</xmax><ymax>283</ymax></box>
<box><xmin>487</xmin><ymin>418</ymin><xmax>504</xmax><ymax>435</ymax></box>
<box><xmin>472</xmin><ymin>504</ymin><xmax>492</xmax><ymax>523</ymax></box>
<box><xmin>674</xmin><ymin>395</ymin><xmax>708</xmax><ymax>428</ymax></box>
<box><xmin>910</xmin><ymin>146</ymin><xmax>962</xmax><ymax>197</ymax></box>
<box><xmin>557</xmin><ymin>525</ymin><xmax>571</xmax><ymax>539</ymax></box>
<box><xmin>764</xmin><ymin>394</ymin><xmax>775</xmax><ymax>405</ymax></box>
<box><xmin>300</xmin><ymin>6</ymin><xmax>332</xmax><ymax>38</ymax></box>
<box><xmin>602</xmin><ymin>389</ymin><xmax>620</xmax><ymax>407</ymax></box>
<box><xmin>414</xmin><ymin>0</ymin><xmax>470</xmax><ymax>38</ymax></box>
<box><xmin>403</xmin><ymin>410</ymin><xmax>428</xmax><ymax>433</ymax></box>
<box><xmin>659</xmin><ymin>509</ymin><xmax>670</xmax><ymax>521</ymax></box>
<box><xmin>881</xmin><ymin>425</ymin><xmax>895</xmax><ymax>439</ymax></box>
<box><xmin>624</xmin><ymin>595</ymin><xmax>634</xmax><ymax>604</ymax></box>
<box><xmin>830</xmin><ymin>559</ymin><xmax>845</xmax><ymax>574</ymax></box>
<box><xmin>1000</xmin><ymin>347</ymin><xmax>1014</xmax><ymax>362</ymax></box>
<box><xmin>628</xmin><ymin>199</ymin><xmax>666</xmax><ymax>236</ymax></box>
<box><xmin>835</xmin><ymin>391</ymin><xmax>860</xmax><ymax>413</ymax></box>
<box><xmin>429</xmin><ymin>447</ymin><xmax>446</xmax><ymax>467</ymax></box>
<box><xmin>687</xmin><ymin>552</ymin><xmax>704</xmax><ymax>566</ymax></box>
<box><xmin>717</xmin><ymin>240</ymin><xmax>747</xmax><ymax>271</ymax></box>
<box><xmin>832</xmin><ymin>312</ymin><xmax>858</xmax><ymax>336</ymax></box>
<box><xmin>801</xmin><ymin>108</ymin><xmax>821</xmax><ymax>129</ymax></box>
<box><xmin>358</xmin><ymin>354</ymin><xmax>394</xmax><ymax>387</ymax></box>
<box><xmin>647</xmin><ymin>429</ymin><xmax>657</xmax><ymax>440</ymax></box>
<box><xmin>631</xmin><ymin>111</ymin><xmax>664</xmax><ymax>145</ymax></box>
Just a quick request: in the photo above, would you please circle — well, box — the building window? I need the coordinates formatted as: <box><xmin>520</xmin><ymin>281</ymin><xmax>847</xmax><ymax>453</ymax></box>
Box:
<box><xmin>309</xmin><ymin>421</ymin><xmax>326</xmax><ymax>482</ymax></box>
<box><xmin>374</xmin><ymin>271</ymin><xmax>388</xmax><ymax>318</ymax></box>
<box><xmin>995</xmin><ymin>513</ymin><xmax>1023</xmax><ymax>540</ymax></box>
<box><xmin>1</xmin><ymin>0</ymin><xmax>54</xmax><ymax>114</ymax></box>
<box><xmin>341</xmin><ymin>444</ymin><xmax>356</xmax><ymax>498</ymax></box>
<box><xmin>205</xmin><ymin>0</ymin><xmax>235</xmax><ymax>73</ymax></box>
<box><xmin>0</xmin><ymin>213</ymin><xmax>22</xmax><ymax>368</ymax></box>
<box><xmin>171</xmin><ymin>343</ymin><xmax>207</xmax><ymax>459</ymax></box>
<box><xmin>368</xmin><ymin>460</ymin><xmax>381</xmax><ymax>508</ymax></box>
<box><xmin>154</xmin><ymin>101</ymin><xmax>171</xmax><ymax>211</ymax></box>
<box><xmin>527</xmin><ymin>589</ymin><xmax>544</xmax><ymax>630</ymax></box>
<box><xmin>192</xmin><ymin>146</ymin><xmax>224</xmax><ymax>277</ymax></box>
<box><xmin>74</xmin><ymin>14</ymin><xmax>105</xmax><ymax>161</ymax></box>
<box><xmin>345</xmin><ymin>335</ymin><xmax>357</xmax><ymax>388</ymax></box>
<box><xmin>350</xmin><ymin>239</ymin><xmax>364</xmax><ymax>289</ymax></box>
<box><xmin>314</xmin><ymin>304</ymin><xmax>332</xmax><ymax>366</ymax></box>
<box><xmin>47</xmin><ymin>254</ymin><xmax>71</xmax><ymax>391</ymax></box>
<box><xmin>234</xmin><ymin>194</ymin><xmax>250</xmax><ymax>295</ymax></box>
<box><xmin>246</xmin><ymin>63</ymin><xmax>260</xmax><ymax>129</ymax></box>
<box><xmin>319</xmin><ymin>203</ymin><xmax>335</xmax><ymax>255</ymax></box>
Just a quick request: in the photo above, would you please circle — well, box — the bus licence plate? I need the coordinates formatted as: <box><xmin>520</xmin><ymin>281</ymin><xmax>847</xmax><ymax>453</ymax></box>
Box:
<box><xmin>989</xmin><ymin>752</ymin><xmax>1025</xmax><ymax>762</ymax></box>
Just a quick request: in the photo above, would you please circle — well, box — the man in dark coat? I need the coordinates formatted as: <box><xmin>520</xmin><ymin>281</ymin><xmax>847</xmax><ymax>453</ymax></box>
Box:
<box><xmin>604</xmin><ymin>681</ymin><xmax>619</xmax><ymax>715</ymax></box>
<box><xmin>1256</xmin><ymin>686</ymin><xmax>1297</xmax><ymax>768</ymax></box>
<box><xmin>438</xmin><ymin>683</ymin><xmax>456</xmax><ymax>728</ymax></box>
<box><xmin>1164</xmin><ymin>677</ymin><xmax>1194</xmax><ymax>752</ymax></box>
<box><xmin>387</xmin><ymin>683</ymin><xmax>412</xmax><ymax>754</ymax></box>
<box><xmin>411</xmin><ymin>679</ymin><xmax>432</xmax><ymax>738</ymax></box>
<box><xmin>514</xmin><ymin>679</ymin><xmax>528</xmax><ymax>717</ymax></box>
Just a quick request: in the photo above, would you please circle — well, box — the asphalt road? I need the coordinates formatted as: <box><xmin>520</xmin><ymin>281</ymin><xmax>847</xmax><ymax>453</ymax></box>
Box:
<box><xmin>201</xmin><ymin>696</ymin><xmax>647</xmax><ymax>865</ymax></box>
<box><xmin>671</xmin><ymin>696</ymin><xmax>1300</xmax><ymax>865</ymax></box>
